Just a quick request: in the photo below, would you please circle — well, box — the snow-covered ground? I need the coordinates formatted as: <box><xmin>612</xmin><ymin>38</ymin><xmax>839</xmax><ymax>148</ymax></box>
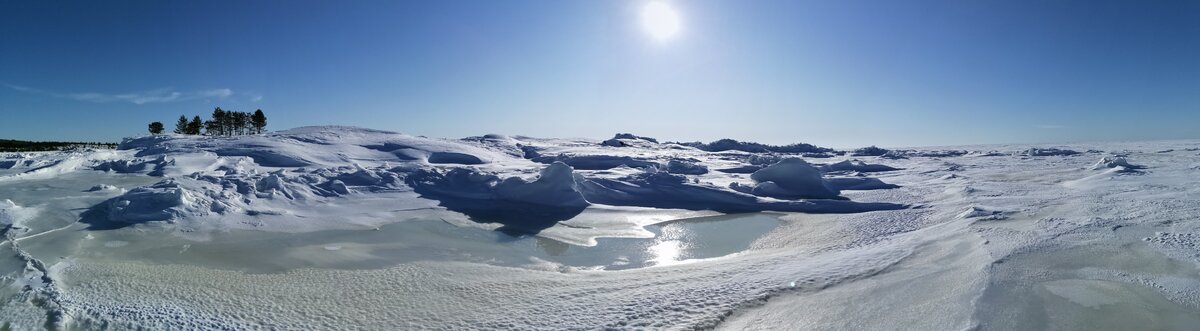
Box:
<box><xmin>1</xmin><ymin>126</ymin><xmax>1199</xmax><ymax>329</ymax></box>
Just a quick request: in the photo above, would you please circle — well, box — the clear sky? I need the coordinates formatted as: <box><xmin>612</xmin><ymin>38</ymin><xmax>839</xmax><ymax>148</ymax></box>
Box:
<box><xmin>3</xmin><ymin>0</ymin><xmax>1200</xmax><ymax>148</ymax></box>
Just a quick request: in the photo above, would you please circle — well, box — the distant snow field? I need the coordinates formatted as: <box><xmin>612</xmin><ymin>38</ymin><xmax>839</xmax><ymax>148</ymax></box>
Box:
<box><xmin>2</xmin><ymin>126</ymin><xmax>1200</xmax><ymax>329</ymax></box>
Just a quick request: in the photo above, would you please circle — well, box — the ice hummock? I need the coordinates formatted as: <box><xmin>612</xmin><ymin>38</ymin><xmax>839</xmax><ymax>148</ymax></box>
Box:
<box><xmin>748</xmin><ymin>158</ymin><xmax>840</xmax><ymax>199</ymax></box>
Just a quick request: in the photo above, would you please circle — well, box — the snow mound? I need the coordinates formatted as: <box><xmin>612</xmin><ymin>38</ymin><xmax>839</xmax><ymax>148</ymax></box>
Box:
<box><xmin>820</xmin><ymin>160</ymin><xmax>901</xmax><ymax>173</ymax></box>
<box><xmin>1022</xmin><ymin>148</ymin><xmax>1080</xmax><ymax>157</ymax></box>
<box><xmin>749</xmin><ymin>158</ymin><xmax>840</xmax><ymax>199</ymax></box>
<box><xmin>0</xmin><ymin>158</ymin><xmax>57</xmax><ymax>170</ymax></box>
<box><xmin>957</xmin><ymin>206</ymin><xmax>1010</xmax><ymax>220</ymax></box>
<box><xmin>746</xmin><ymin>154</ymin><xmax>784</xmax><ymax>165</ymax></box>
<box><xmin>715</xmin><ymin>165</ymin><xmax>763</xmax><ymax>174</ymax></box>
<box><xmin>102</xmin><ymin>180</ymin><xmax>194</xmax><ymax>224</ymax></box>
<box><xmin>665</xmin><ymin>159</ymin><xmax>708</xmax><ymax>175</ymax></box>
<box><xmin>826</xmin><ymin>177</ymin><xmax>900</xmax><ymax>191</ymax></box>
<box><xmin>600</xmin><ymin>133</ymin><xmax>658</xmax><ymax>147</ymax></box>
<box><xmin>677</xmin><ymin>139</ymin><xmax>833</xmax><ymax>154</ymax></box>
<box><xmin>531</xmin><ymin>154</ymin><xmax>657</xmax><ymax>170</ymax></box>
<box><xmin>1090</xmin><ymin>156</ymin><xmax>1143</xmax><ymax>171</ymax></box>
<box><xmin>119</xmin><ymin>126</ymin><xmax>516</xmax><ymax>169</ymax></box>
<box><xmin>407</xmin><ymin>162</ymin><xmax>589</xmax><ymax>233</ymax></box>
<box><xmin>85</xmin><ymin>164</ymin><xmax>409</xmax><ymax>230</ymax></box>
<box><xmin>850</xmin><ymin>146</ymin><xmax>889</xmax><ymax>157</ymax></box>
<box><xmin>583</xmin><ymin>170</ymin><xmax>901</xmax><ymax>213</ymax></box>
<box><xmin>85</xmin><ymin>184</ymin><xmax>120</xmax><ymax>192</ymax></box>
<box><xmin>883</xmin><ymin>150</ymin><xmax>968</xmax><ymax>158</ymax></box>
<box><xmin>969</xmin><ymin>151</ymin><xmax>1007</xmax><ymax>157</ymax></box>
<box><xmin>494</xmin><ymin>162</ymin><xmax>588</xmax><ymax>208</ymax></box>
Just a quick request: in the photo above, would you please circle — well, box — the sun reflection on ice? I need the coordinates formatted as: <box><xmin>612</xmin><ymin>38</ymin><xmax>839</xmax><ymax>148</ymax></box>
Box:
<box><xmin>648</xmin><ymin>240</ymin><xmax>683</xmax><ymax>266</ymax></box>
<box><xmin>648</xmin><ymin>223</ymin><xmax>692</xmax><ymax>266</ymax></box>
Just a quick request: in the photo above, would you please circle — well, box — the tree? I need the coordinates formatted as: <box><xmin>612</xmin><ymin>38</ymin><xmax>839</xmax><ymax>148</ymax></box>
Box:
<box><xmin>173</xmin><ymin>115</ymin><xmax>188</xmax><ymax>134</ymax></box>
<box><xmin>204</xmin><ymin>119</ymin><xmax>219</xmax><ymax>136</ymax></box>
<box><xmin>251</xmin><ymin>109</ymin><xmax>267</xmax><ymax>134</ymax></box>
<box><xmin>187</xmin><ymin>116</ymin><xmax>203</xmax><ymax>135</ymax></box>
<box><xmin>148</xmin><ymin>122</ymin><xmax>164</xmax><ymax>135</ymax></box>
<box><xmin>209</xmin><ymin>107</ymin><xmax>226</xmax><ymax>136</ymax></box>
<box><xmin>230</xmin><ymin>111</ymin><xmax>245</xmax><ymax>135</ymax></box>
<box><xmin>238</xmin><ymin>111</ymin><xmax>250</xmax><ymax>135</ymax></box>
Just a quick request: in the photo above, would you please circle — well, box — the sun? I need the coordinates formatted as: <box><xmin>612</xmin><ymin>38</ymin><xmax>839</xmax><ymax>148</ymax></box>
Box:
<box><xmin>641</xmin><ymin>1</ymin><xmax>681</xmax><ymax>41</ymax></box>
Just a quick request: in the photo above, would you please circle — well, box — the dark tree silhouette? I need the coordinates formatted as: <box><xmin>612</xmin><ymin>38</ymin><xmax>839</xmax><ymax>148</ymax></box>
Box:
<box><xmin>231</xmin><ymin>111</ymin><xmax>247</xmax><ymax>135</ymax></box>
<box><xmin>206</xmin><ymin>107</ymin><xmax>226</xmax><ymax>136</ymax></box>
<box><xmin>148</xmin><ymin>122</ymin><xmax>164</xmax><ymax>135</ymax></box>
<box><xmin>187</xmin><ymin>116</ymin><xmax>203</xmax><ymax>135</ymax></box>
<box><xmin>251</xmin><ymin>109</ymin><xmax>267</xmax><ymax>134</ymax></box>
<box><xmin>173</xmin><ymin>115</ymin><xmax>188</xmax><ymax>134</ymax></box>
<box><xmin>184</xmin><ymin>107</ymin><xmax>267</xmax><ymax>137</ymax></box>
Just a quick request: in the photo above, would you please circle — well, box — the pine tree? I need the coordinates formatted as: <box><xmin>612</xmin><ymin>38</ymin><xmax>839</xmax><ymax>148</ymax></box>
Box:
<box><xmin>211</xmin><ymin>107</ymin><xmax>227</xmax><ymax>136</ymax></box>
<box><xmin>240</xmin><ymin>112</ymin><xmax>250</xmax><ymax>135</ymax></box>
<box><xmin>187</xmin><ymin>116</ymin><xmax>203</xmax><ymax>135</ymax></box>
<box><xmin>173</xmin><ymin>115</ymin><xmax>188</xmax><ymax>134</ymax></box>
<box><xmin>251</xmin><ymin>109</ymin><xmax>267</xmax><ymax>134</ymax></box>
<box><xmin>204</xmin><ymin>119</ymin><xmax>218</xmax><ymax>136</ymax></box>
<box><xmin>233</xmin><ymin>112</ymin><xmax>246</xmax><ymax>135</ymax></box>
<box><xmin>148</xmin><ymin>122</ymin><xmax>164</xmax><ymax>135</ymax></box>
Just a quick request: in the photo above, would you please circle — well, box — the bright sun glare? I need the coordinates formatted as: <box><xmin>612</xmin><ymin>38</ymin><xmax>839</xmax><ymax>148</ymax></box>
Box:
<box><xmin>641</xmin><ymin>1</ymin><xmax>681</xmax><ymax>41</ymax></box>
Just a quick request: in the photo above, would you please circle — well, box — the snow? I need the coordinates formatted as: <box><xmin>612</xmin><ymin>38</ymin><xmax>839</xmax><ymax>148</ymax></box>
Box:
<box><xmin>820</xmin><ymin>159</ymin><xmax>901</xmax><ymax>173</ymax></box>
<box><xmin>1090</xmin><ymin>156</ymin><xmax>1144</xmax><ymax>171</ymax></box>
<box><xmin>850</xmin><ymin>145</ymin><xmax>889</xmax><ymax>156</ymax></box>
<box><xmin>2</xmin><ymin>127</ymin><xmax>1200</xmax><ymax>329</ymax></box>
<box><xmin>103</xmin><ymin>180</ymin><xmax>192</xmax><ymax>223</ymax></box>
<box><xmin>0</xmin><ymin>199</ymin><xmax>35</xmax><ymax>226</ymax></box>
<box><xmin>749</xmin><ymin>158</ymin><xmax>840</xmax><ymax>199</ymax></box>
<box><xmin>601</xmin><ymin>133</ymin><xmax>659</xmax><ymax>147</ymax></box>
<box><xmin>1022</xmin><ymin>147</ymin><xmax>1082</xmax><ymax>156</ymax></box>
<box><xmin>664</xmin><ymin>159</ymin><xmax>708</xmax><ymax>174</ymax></box>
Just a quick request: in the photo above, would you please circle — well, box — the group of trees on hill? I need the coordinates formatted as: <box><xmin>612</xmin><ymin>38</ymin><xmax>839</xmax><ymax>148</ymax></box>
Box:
<box><xmin>148</xmin><ymin>108</ymin><xmax>267</xmax><ymax>136</ymax></box>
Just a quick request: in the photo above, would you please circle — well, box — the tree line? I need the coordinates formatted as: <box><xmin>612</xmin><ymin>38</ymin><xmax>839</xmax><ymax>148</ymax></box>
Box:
<box><xmin>0</xmin><ymin>139</ymin><xmax>117</xmax><ymax>152</ymax></box>
<box><xmin>148</xmin><ymin>108</ymin><xmax>267</xmax><ymax>136</ymax></box>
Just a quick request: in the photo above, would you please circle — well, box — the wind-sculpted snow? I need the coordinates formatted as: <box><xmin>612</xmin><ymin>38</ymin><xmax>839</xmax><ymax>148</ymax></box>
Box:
<box><xmin>531</xmin><ymin>154</ymin><xmax>659</xmax><ymax>170</ymax></box>
<box><xmin>407</xmin><ymin>162</ymin><xmax>590</xmax><ymax>233</ymax></box>
<box><xmin>850</xmin><ymin>145</ymin><xmax>890</xmax><ymax>157</ymax></box>
<box><xmin>6</xmin><ymin>132</ymin><xmax>1200</xmax><ymax>329</ymax></box>
<box><xmin>119</xmin><ymin>126</ymin><xmax>517</xmax><ymax>168</ymax></box>
<box><xmin>748</xmin><ymin>158</ymin><xmax>840</xmax><ymax>199</ymax></box>
<box><xmin>1021</xmin><ymin>147</ymin><xmax>1082</xmax><ymax>156</ymax></box>
<box><xmin>665</xmin><ymin>159</ymin><xmax>708</xmax><ymax>174</ymax></box>
<box><xmin>5</xmin><ymin>127</ymin><xmax>911</xmax><ymax>234</ymax></box>
<box><xmin>820</xmin><ymin>159</ymin><xmax>901</xmax><ymax>173</ymax></box>
<box><xmin>676</xmin><ymin>138</ymin><xmax>835</xmax><ymax>154</ymax></box>
<box><xmin>601</xmin><ymin>133</ymin><xmax>659</xmax><ymax>147</ymax></box>
<box><xmin>582</xmin><ymin>169</ymin><xmax>904</xmax><ymax>213</ymax></box>
<box><xmin>0</xmin><ymin>199</ymin><xmax>33</xmax><ymax>226</ymax></box>
<box><xmin>1090</xmin><ymin>156</ymin><xmax>1144</xmax><ymax>171</ymax></box>
<box><xmin>101</xmin><ymin>180</ymin><xmax>192</xmax><ymax>224</ymax></box>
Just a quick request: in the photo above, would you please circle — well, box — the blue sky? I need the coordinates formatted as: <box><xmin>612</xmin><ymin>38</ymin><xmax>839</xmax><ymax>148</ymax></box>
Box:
<box><xmin>3</xmin><ymin>0</ymin><xmax>1200</xmax><ymax>148</ymax></box>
